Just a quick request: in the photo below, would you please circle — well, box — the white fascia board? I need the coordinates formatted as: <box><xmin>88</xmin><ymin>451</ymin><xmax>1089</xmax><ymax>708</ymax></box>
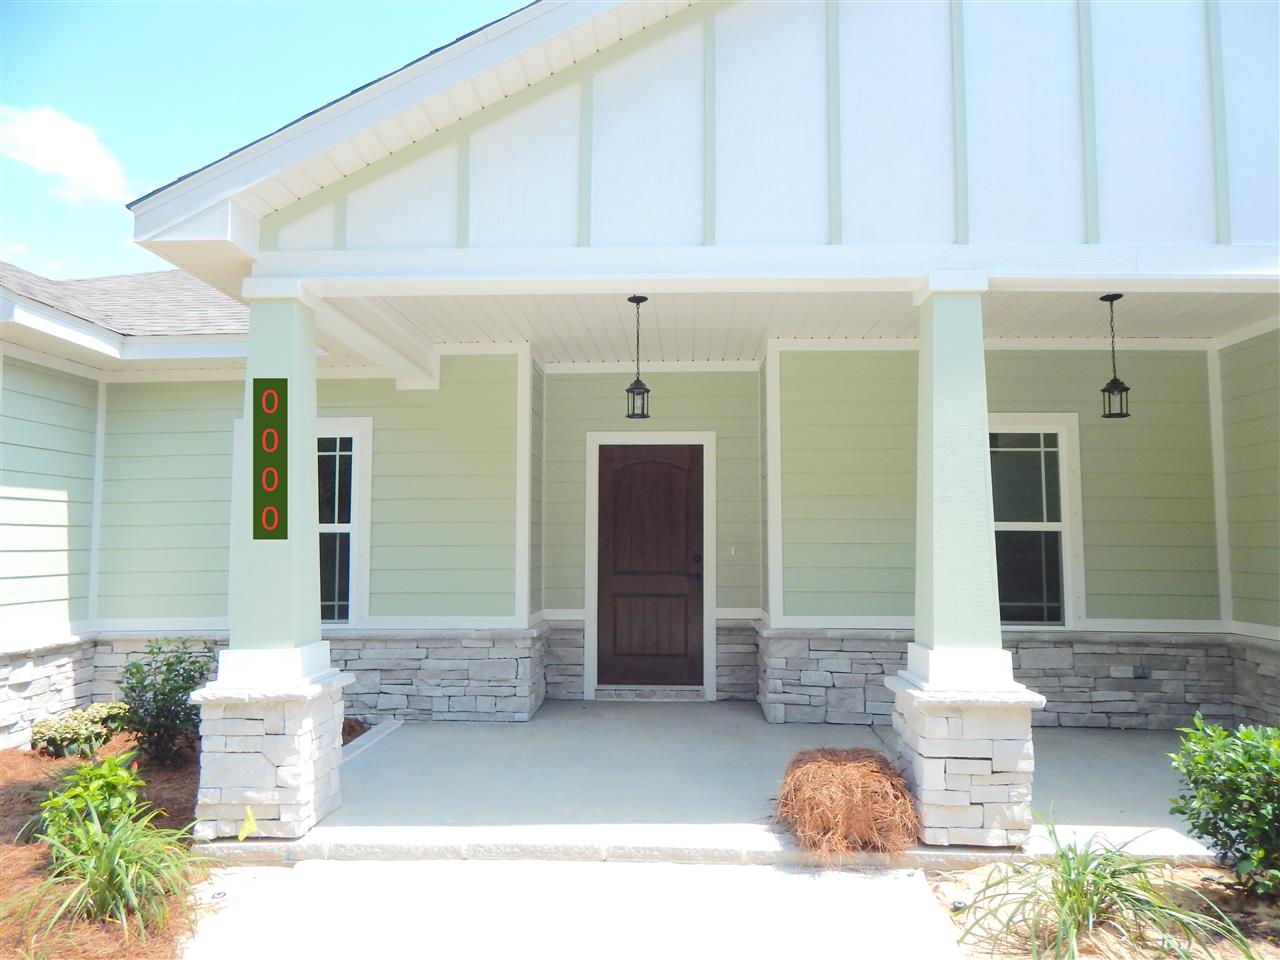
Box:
<box><xmin>129</xmin><ymin>1</ymin><xmax>622</xmax><ymax>240</ymax></box>
<box><xmin>2</xmin><ymin>295</ymin><xmax>124</xmax><ymax>358</ymax></box>
<box><xmin>137</xmin><ymin>197</ymin><xmax>261</xmax><ymax>252</ymax></box>
<box><xmin>245</xmin><ymin>244</ymin><xmax>1278</xmax><ymax>296</ymax></box>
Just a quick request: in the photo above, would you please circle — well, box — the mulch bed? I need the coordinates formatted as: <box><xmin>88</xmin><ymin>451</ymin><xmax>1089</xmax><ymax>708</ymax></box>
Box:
<box><xmin>930</xmin><ymin>862</ymin><xmax>1280</xmax><ymax>959</ymax></box>
<box><xmin>342</xmin><ymin>717</ymin><xmax>370</xmax><ymax>745</ymax></box>
<box><xmin>0</xmin><ymin>733</ymin><xmax>199</xmax><ymax>960</ymax></box>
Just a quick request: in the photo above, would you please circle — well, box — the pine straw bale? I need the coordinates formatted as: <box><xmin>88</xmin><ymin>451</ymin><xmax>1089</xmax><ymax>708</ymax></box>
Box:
<box><xmin>776</xmin><ymin>747</ymin><xmax>919</xmax><ymax>857</ymax></box>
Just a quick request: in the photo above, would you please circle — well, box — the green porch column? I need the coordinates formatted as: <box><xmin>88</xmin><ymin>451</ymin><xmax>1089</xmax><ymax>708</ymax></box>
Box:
<box><xmin>907</xmin><ymin>286</ymin><xmax>1014</xmax><ymax>689</ymax></box>
<box><xmin>191</xmin><ymin>296</ymin><xmax>350</xmax><ymax>842</ymax></box>
<box><xmin>228</xmin><ymin>298</ymin><xmax>321</xmax><ymax>653</ymax></box>
<box><xmin>887</xmin><ymin>278</ymin><xmax>1044</xmax><ymax>848</ymax></box>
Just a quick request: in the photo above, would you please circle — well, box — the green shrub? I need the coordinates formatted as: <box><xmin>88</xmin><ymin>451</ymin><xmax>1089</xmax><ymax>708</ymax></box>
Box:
<box><xmin>1170</xmin><ymin>714</ymin><xmax>1280</xmax><ymax>897</ymax></box>
<box><xmin>118</xmin><ymin>640</ymin><xmax>214</xmax><ymax>765</ymax></box>
<box><xmin>961</xmin><ymin>822</ymin><xmax>1252</xmax><ymax>959</ymax></box>
<box><xmin>16</xmin><ymin>753</ymin><xmax>145</xmax><ymax>845</ymax></box>
<box><xmin>20</xmin><ymin>806</ymin><xmax>211</xmax><ymax>942</ymax></box>
<box><xmin>29</xmin><ymin>701</ymin><xmax>129</xmax><ymax>757</ymax></box>
<box><xmin>82</xmin><ymin>700</ymin><xmax>130</xmax><ymax>734</ymax></box>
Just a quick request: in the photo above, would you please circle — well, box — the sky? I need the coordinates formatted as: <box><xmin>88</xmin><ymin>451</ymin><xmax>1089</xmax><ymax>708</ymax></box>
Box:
<box><xmin>0</xmin><ymin>0</ymin><xmax>527</xmax><ymax>279</ymax></box>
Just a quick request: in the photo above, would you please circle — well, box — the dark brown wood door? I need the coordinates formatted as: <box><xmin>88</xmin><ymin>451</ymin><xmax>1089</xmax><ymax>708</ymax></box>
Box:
<box><xmin>598</xmin><ymin>444</ymin><xmax>703</xmax><ymax>686</ymax></box>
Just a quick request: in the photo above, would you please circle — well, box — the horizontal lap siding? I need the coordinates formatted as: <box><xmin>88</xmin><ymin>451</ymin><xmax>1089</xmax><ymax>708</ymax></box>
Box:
<box><xmin>99</xmin><ymin>355</ymin><xmax>518</xmax><ymax>621</ymax></box>
<box><xmin>543</xmin><ymin>371</ymin><xmax>762</xmax><ymax>610</ymax></box>
<box><xmin>1220</xmin><ymin>330</ymin><xmax>1279</xmax><ymax>627</ymax></box>
<box><xmin>321</xmin><ymin>354</ymin><xmax>518</xmax><ymax>618</ymax></box>
<box><xmin>100</xmin><ymin>382</ymin><xmax>239</xmax><ymax>618</ymax></box>
<box><xmin>987</xmin><ymin>351</ymin><xmax>1218</xmax><ymax>620</ymax></box>
<box><xmin>780</xmin><ymin>352</ymin><xmax>916</xmax><ymax>616</ymax></box>
<box><xmin>0</xmin><ymin>358</ymin><xmax>97</xmax><ymax>624</ymax></box>
<box><xmin>780</xmin><ymin>349</ymin><xmax>1219</xmax><ymax>621</ymax></box>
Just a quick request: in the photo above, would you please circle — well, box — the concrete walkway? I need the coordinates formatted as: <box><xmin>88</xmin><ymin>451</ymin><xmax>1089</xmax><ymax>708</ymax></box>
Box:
<box><xmin>185</xmin><ymin>861</ymin><xmax>963</xmax><ymax>960</ymax></box>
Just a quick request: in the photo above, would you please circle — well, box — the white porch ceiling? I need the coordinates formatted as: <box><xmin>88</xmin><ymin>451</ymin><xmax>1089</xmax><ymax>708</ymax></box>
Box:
<box><xmin>329</xmin><ymin>290</ymin><xmax>1280</xmax><ymax>365</ymax></box>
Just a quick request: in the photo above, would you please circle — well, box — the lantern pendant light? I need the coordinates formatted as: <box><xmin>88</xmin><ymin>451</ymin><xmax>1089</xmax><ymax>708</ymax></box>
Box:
<box><xmin>625</xmin><ymin>295</ymin><xmax>651</xmax><ymax>419</ymax></box>
<box><xmin>1099</xmin><ymin>293</ymin><xmax>1130</xmax><ymax>419</ymax></box>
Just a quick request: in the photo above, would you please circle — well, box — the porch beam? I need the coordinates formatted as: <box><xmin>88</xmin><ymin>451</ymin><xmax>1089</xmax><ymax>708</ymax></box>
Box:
<box><xmin>242</xmin><ymin>244</ymin><xmax>1278</xmax><ymax>298</ymax></box>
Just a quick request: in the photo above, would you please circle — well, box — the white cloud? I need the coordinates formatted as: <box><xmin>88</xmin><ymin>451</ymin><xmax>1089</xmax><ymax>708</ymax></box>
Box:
<box><xmin>4</xmin><ymin>242</ymin><xmax>28</xmax><ymax>255</ymax></box>
<box><xmin>0</xmin><ymin>105</ymin><xmax>128</xmax><ymax>204</ymax></box>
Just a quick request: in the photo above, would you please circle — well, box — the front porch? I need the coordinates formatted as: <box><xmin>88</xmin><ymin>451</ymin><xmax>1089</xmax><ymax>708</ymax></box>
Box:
<box><xmin>204</xmin><ymin>700</ymin><xmax>1210</xmax><ymax>865</ymax></box>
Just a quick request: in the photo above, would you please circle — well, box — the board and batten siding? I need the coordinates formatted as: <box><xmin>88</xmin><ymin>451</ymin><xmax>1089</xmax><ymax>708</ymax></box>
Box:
<box><xmin>260</xmin><ymin>0</ymin><xmax>1277</xmax><ymax>255</ymax></box>
<box><xmin>779</xmin><ymin>349</ymin><xmax>1220</xmax><ymax>621</ymax></box>
<box><xmin>1220</xmin><ymin>329</ymin><xmax>1280</xmax><ymax>627</ymax></box>
<box><xmin>97</xmin><ymin>355</ymin><xmax>518</xmax><ymax>622</ymax></box>
<box><xmin>542</xmin><ymin>370</ymin><xmax>762</xmax><ymax>611</ymax></box>
<box><xmin>0</xmin><ymin>358</ymin><xmax>98</xmax><ymax>628</ymax></box>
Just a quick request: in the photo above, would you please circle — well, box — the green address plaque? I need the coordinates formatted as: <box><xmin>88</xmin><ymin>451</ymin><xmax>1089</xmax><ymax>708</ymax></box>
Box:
<box><xmin>252</xmin><ymin>378</ymin><xmax>288</xmax><ymax>540</ymax></box>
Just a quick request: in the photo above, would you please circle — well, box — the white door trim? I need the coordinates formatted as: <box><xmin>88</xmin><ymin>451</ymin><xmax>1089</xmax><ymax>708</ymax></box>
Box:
<box><xmin>584</xmin><ymin>431</ymin><xmax>718</xmax><ymax>702</ymax></box>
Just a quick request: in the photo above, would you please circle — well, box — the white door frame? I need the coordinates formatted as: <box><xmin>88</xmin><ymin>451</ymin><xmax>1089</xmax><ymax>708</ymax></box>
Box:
<box><xmin>584</xmin><ymin>431</ymin><xmax>717</xmax><ymax>701</ymax></box>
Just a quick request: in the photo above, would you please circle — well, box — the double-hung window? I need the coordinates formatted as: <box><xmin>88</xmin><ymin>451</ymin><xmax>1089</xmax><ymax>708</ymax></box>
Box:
<box><xmin>990</xmin><ymin>430</ymin><xmax>1067</xmax><ymax>625</ymax></box>
<box><xmin>318</xmin><ymin>436</ymin><xmax>353</xmax><ymax>623</ymax></box>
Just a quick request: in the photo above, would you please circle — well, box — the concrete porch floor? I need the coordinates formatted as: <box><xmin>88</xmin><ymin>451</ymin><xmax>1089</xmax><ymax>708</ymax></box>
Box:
<box><xmin>207</xmin><ymin>701</ymin><xmax>1213</xmax><ymax>864</ymax></box>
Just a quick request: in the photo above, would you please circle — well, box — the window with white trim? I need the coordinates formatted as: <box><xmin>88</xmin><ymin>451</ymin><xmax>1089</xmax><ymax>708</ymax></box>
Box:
<box><xmin>990</xmin><ymin>431</ymin><xmax>1065</xmax><ymax>625</ymax></box>
<box><xmin>318</xmin><ymin>436</ymin><xmax>353</xmax><ymax>623</ymax></box>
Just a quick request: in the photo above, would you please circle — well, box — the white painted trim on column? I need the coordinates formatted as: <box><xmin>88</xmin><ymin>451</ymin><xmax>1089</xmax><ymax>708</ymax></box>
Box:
<box><xmin>87</xmin><ymin>380</ymin><xmax>107</xmax><ymax>621</ymax></box>
<box><xmin>514</xmin><ymin>344</ymin><xmax>532</xmax><ymax>626</ymax></box>
<box><xmin>989</xmin><ymin>412</ymin><xmax>1087</xmax><ymax>628</ymax></box>
<box><xmin>1206</xmin><ymin>347</ymin><xmax>1233</xmax><ymax>627</ymax></box>
<box><xmin>584</xmin><ymin>431</ymin><xmax>718</xmax><ymax>702</ymax></box>
<box><xmin>765</xmin><ymin>343</ymin><xmax>784</xmax><ymax>620</ymax></box>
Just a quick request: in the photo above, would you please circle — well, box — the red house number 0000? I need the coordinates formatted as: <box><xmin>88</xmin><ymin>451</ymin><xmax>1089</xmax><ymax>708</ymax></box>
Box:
<box><xmin>252</xmin><ymin>379</ymin><xmax>288</xmax><ymax>540</ymax></box>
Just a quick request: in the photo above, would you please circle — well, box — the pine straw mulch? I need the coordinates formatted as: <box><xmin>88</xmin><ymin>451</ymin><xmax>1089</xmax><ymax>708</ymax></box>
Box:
<box><xmin>776</xmin><ymin>747</ymin><xmax>919</xmax><ymax>859</ymax></box>
<box><xmin>930</xmin><ymin>862</ymin><xmax>1280</xmax><ymax>960</ymax></box>
<box><xmin>0</xmin><ymin>733</ymin><xmax>200</xmax><ymax>960</ymax></box>
<box><xmin>342</xmin><ymin>717</ymin><xmax>370</xmax><ymax>745</ymax></box>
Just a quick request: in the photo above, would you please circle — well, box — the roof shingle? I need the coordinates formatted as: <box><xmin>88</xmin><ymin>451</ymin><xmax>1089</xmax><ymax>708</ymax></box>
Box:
<box><xmin>1</xmin><ymin>261</ymin><xmax>247</xmax><ymax>336</ymax></box>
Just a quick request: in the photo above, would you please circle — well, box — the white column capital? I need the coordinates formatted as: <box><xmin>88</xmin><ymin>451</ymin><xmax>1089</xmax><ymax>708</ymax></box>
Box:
<box><xmin>912</xmin><ymin>272</ymin><xmax>989</xmax><ymax>306</ymax></box>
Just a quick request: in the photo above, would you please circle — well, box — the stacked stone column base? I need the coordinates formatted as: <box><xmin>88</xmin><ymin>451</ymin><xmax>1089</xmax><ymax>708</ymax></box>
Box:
<box><xmin>191</xmin><ymin>670</ymin><xmax>353</xmax><ymax>840</ymax></box>
<box><xmin>886</xmin><ymin>673</ymin><xmax>1046</xmax><ymax>847</ymax></box>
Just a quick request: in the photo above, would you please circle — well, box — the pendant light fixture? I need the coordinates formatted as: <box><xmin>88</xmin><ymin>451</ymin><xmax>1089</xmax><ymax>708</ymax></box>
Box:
<box><xmin>1099</xmin><ymin>293</ymin><xmax>1130</xmax><ymax>419</ymax></box>
<box><xmin>625</xmin><ymin>295</ymin><xmax>650</xmax><ymax>419</ymax></box>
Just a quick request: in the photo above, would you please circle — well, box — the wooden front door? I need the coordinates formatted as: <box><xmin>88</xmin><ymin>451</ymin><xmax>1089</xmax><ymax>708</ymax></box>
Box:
<box><xmin>598</xmin><ymin>444</ymin><xmax>704</xmax><ymax>686</ymax></box>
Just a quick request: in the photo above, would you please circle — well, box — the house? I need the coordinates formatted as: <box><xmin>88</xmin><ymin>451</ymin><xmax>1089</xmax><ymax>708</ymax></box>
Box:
<box><xmin>2</xmin><ymin>0</ymin><xmax>1277</xmax><ymax>847</ymax></box>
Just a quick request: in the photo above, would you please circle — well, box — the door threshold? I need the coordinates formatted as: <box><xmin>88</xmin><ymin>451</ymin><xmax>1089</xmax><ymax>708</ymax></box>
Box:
<box><xmin>594</xmin><ymin>686</ymin><xmax>706</xmax><ymax>702</ymax></box>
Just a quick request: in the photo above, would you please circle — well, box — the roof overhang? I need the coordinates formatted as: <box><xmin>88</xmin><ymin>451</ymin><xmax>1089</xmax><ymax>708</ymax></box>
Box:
<box><xmin>129</xmin><ymin>1</ymin><xmax>671</xmax><ymax>284</ymax></box>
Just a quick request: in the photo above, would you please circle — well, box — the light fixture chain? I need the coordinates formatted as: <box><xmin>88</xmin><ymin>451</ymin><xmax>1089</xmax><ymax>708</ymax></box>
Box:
<box><xmin>1109</xmin><ymin>298</ymin><xmax>1118</xmax><ymax>380</ymax></box>
<box><xmin>637</xmin><ymin>299</ymin><xmax>645</xmax><ymax>381</ymax></box>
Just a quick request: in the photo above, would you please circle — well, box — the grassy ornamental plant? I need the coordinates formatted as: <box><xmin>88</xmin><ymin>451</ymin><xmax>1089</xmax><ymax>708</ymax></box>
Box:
<box><xmin>1170</xmin><ymin>715</ymin><xmax>1280</xmax><ymax>897</ymax></box>
<box><xmin>118</xmin><ymin>640</ymin><xmax>215</xmax><ymax>764</ymax></box>
<box><xmin>960</xmin><ymin>823</ymin><xmax>1253</xmax><ymax>959</ymax></box>
<box><xmin>22</xmin><ymin>807</ymin><xmax>211</xmax><ymax>943</ymax></box>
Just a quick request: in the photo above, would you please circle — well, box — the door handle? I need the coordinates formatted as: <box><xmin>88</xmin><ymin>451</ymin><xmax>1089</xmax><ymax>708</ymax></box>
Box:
<box><xmin>692</xmin><ymin>554</ymin><xmax>702</xmax><ymax>564</ymax></box>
